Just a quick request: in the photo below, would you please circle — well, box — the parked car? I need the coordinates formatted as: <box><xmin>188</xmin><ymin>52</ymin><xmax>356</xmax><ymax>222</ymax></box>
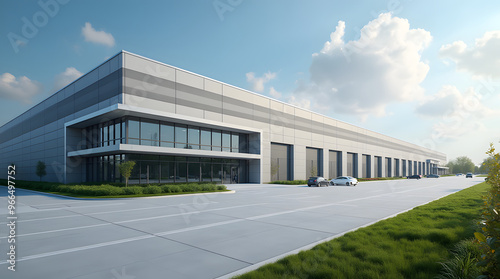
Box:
<box><xmin>307</xmin><ymin>176</ymin><xmax>329</xmax><ymax>187</ymax></box>
<box><xmin>426</xmin><ymin>174</ymin><xmax>440</xmax><ymax>178</ymax></box>
<box><xmin>466</xmin><ymin>173</ymin><xmax>473</xmax><ymax>178</ymax></box>
<box><xmin>407</xmin><ymin>174</ymin><xmax>422</xmax><ymax>179</ymax></box>
<box><xmin>330</xmin><ymin>176</ymin><xmax>358</xmax><ymax>186</ymax></box>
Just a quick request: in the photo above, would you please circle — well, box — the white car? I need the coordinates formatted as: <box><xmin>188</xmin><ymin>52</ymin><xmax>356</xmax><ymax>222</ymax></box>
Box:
<box><xmin>330</xmin><ymin>176</ymin><xmax>358</xmax><ymax>186</ymax></box>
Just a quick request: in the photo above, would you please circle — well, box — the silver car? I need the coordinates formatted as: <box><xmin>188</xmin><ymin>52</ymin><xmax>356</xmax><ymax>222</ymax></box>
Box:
<box><xmin>330</xmin><ymin>176</ymin><xmax>358</xmax><ymax>186</ymax></box>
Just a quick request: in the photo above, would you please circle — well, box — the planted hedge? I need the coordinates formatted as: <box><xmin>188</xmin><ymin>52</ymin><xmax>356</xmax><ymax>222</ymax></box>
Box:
<box><xmin>0</xmin><ymin>179</ymin><xmax>227</xmax><ymax>197</ymax></box>
<box><xmin>268</xmin><ymin>180</ymin><xmax>308</xmax><ymax>185</ymax></box>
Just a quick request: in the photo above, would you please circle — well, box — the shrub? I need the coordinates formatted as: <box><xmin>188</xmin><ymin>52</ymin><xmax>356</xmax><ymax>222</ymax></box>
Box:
<box><xmin>217</xmin><ymin>185</ymin><xmax>227</xmax><ymax>191</ymax></box>
<box><xmin>201</xmin><ymin>184</ymin><xmax>217</xmax><ymax>191</ymax></box>
<box><xmin>123</xmin><ymin>186</ymin><xmax>143</xmax><ymax>195</ymax></box>
<box><xmin>474</xmin><ymin>143</ymin><xmax>500</xmax><ymax>277</ymax></box>
<box><xmin>143</xmin><ymin>185</ymin><xmax>162</xmax><ymax>194</ymax></box>
<box><xmin>180</xmin><ymin>184</ymin><xmax>201</xmax><ymax>192</ymax></box>
<box><xmin>167</xmin><ymin>185</ymin><xmax>182</xmax><ymax>193</ymax></box>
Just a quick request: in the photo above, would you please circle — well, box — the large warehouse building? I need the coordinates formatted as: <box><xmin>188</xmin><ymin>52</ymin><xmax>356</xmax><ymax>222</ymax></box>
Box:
<box><xmin>0</xmin><ymin>51</ymin><xmax>447</xmax><ymax>184</ymax></box>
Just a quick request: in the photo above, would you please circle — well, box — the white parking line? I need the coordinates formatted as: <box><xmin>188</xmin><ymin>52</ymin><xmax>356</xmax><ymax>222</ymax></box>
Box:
<box><xmin>116</xmin><ymin>203</ymin><xmax>268</xmax><ymax>224</ymax></box>
<box><xmin>0</xmin><ymin>203</ymin><xmax>268</xmax><ymax>239</ymax></box>
<box><xmin>35</xmin><ymin>202</ymin><xmax>126</xmax><ymax>212</ymax></box>
<box><xmin>0</xmin><ymin>223</ymin><xmax>110</xmax><ymax>239</ymax></box>
<box><xmin>28</xmin><ymin>200</ymin><xmax>97</xmax><ymax>207</ymax></box>
<box><xmin>0</xmin><ymin>202</ymin><xmax>219</xmax><ymax>224</ymax></box>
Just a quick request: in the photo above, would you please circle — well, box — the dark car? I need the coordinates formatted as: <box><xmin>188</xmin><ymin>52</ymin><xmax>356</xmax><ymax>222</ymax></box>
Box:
<box><xmin>466</xmin><ymin>173</ymin><xmax>473</xmax><ymax>178</ymax></box>
<box><xmin>407</xmin><ymin>174</ymin><xmax>422</xmax><ymax>179</ymax></box>
<box><xmin>426</xmin><ymin>174</ymin><xmax>440</xmax><ymax>178</ymax></box>
<box><xmin>307</xmin><ymin>176</ymin><xmax>329</xmax><ymax>187</ymax></box>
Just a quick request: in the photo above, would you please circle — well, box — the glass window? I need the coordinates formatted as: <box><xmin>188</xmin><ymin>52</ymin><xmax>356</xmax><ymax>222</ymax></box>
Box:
<box><xmin>212</xmin><ymin>130</ymin><xmax>221</xmax><ymax>151</ymax></box>
<box><xmin>103</xmin><ymin>123</ymin><xmax>109</xmax><ymax>145</ymax></box>
<box><xmin>200</xmin><ymin>129</ymin><xmax>211</xmax><ymax>150</ymax></box>
<box><xmin>128</xmin><ymin>139</ymin><xmax>140</xmax><ymax>145</ymax></box>
<box><xmin>140</xmin><ymin>162</ymin><xmax>159</xmax><ymax>184</ymax></box>
<box><xmin>129</xmin><ymin>161</ymin><xmax>140</xmax><ymax>185</ymax></box>
<box><xmin>161</xmin><ymin>162</ymin><xmax>174</xmax><ymax>183</ymax></box>
<box><xmin>222</xmin><ymin>132</ymin><xmax>230</xmax><ymax>152</ymax></box>
<box><xmin>128</xmin><ymin>119</ymin><xmax>140</xmax><ymax>140</ymax></box>
<box><xmin>231</xmin><ymin>133</ymin><xmax>239</xmax><ymax>153</ymax></box>
<box><xmin>86</xmin><ymin>127</ymin><xmax>92</xmax><ymax>149</ymax></box>
<box><xmin>239</xmin><ymin>134</ymin><xmax>248</xmax><ymax>153</ymax></box>
<box><xmin>161</xmin><ymin>141</ymin><xmax>174</xmax><ymax>148</ymax></box>
<box><xmin>114</xmin><ymin>155</ymin><xmax>121</xmax><ymax>182</ymax></box>
<box><xmin>201</xmin><ymin>161</ymin><xmax>212</xmax><ymax>182</ymax></box>
<box><xmin>188</xmin><ymin>126</ymin><xmax>200</xmax><ymax>149</ymax></box>
<box><xmin>114</xmin><ymin>120</ymin><xmax>121</xmax><ymax>145</ymax></box>
<box><xmin>121</xmin><ymin>120</ymin><xmax>126</xmax><ymax>144</ymax></box>
<box><xmin>176</xmin><ymin>161</ymin><xmax>187</xmax><ymax>182</ymax></box>
<box><xmin>160</xmin><ymin>122</ymin><xmax>174</xmax><ymax>143</ymax></box>
<box><xmin>212</xmin><ymin>163</ymin><xmax>222</xmax><ymax>183</ymax></box>
<box><xmin>175</xmin><ymin>125</ymin><xmax>187</xmax><ymax>148</ymax></box>
<box><xmin>98</xmin><ymin>124</ymin><xmax>103</xmax><ymax>147</ymax></box>
<box><xmin>141</xmin><ymin>120</ymin><xmax>159</xmax><ymax>146</ymax></box>
<box><xmin>92</xmin><ymin>125</ymin><xmax>98</xmax><ymax>148</ymax></box>
<box><xmin>110</xmin><ymin>122</ymin><xmax>115</xmax><ymax>143</ymax></box>
<box><xmin>160</xmin><ymin>155</ymin><xmax>175</xmax><ymax>162</ymax></box>
<box><xmin>188</xmin><ymin>163</ymin><xmax>200</xmax><ymax>182</ymax></box>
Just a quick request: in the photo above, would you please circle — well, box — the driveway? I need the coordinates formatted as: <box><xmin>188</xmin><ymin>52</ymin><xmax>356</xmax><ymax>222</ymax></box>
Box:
<box><xmin>0</xmin><ymin>176</ymin><xmax>485</xmax><ymax>278</ymax></box>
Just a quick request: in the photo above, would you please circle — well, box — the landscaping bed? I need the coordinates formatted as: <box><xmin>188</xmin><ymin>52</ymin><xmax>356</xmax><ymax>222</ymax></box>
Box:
<box><xmin>0</xmin><ymin>179</ymin><xmax>228</xmax><ymax>198</ymax></box>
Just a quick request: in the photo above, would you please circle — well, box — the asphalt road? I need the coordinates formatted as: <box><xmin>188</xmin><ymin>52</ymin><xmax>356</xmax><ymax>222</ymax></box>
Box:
<box><xmin>0</xmin><ymin>176</ymin><xmax>485</xmax><ymax>279</ymax></box>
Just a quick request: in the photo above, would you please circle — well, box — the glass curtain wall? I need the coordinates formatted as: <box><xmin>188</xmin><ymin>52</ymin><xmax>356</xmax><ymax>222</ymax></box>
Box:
<box><xmin>87</xmin><ymin>154</ymin><xmax>245</xmax><ymax>184</ymax></box>
<box><xmin>82</xmin><ymin>117</ymin><xmax>249</xmax><ymax>154</ymax></box>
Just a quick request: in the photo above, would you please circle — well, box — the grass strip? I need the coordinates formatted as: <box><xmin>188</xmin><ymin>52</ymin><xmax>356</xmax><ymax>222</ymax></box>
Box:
<box><xmin>234</xmin><ymin>182</ymin><xmax>488</xmax><ymax>279</ymax></box>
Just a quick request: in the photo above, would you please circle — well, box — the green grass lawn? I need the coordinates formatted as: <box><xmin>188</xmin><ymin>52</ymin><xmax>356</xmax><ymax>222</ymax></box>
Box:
<box><xmin>234</xmin><ymin>182</ymin><xmax>489</xmax><ymax>279</ymax></box>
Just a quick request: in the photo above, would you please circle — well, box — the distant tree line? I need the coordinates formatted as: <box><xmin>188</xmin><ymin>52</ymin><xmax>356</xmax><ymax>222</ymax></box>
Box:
<box><xmin>446</xmin><ymin>155</ymin><xmax>500</xmax><ymax>174</ymax></box>
<box><xmin>446</xmin><ymin>156</ymin><xmax>475</xmax><ymax>174</ymax></box>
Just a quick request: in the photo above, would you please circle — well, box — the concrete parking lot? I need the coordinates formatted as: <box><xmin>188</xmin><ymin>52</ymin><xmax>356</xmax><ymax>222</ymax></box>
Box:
<box><xmin>0</xmin><ymin>176</ymin><xmax>485</xmax><ymax>279</ymax></box>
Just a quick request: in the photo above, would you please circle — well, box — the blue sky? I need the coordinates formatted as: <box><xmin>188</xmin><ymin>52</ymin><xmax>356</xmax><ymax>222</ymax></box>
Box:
<box><xmin>1</xmin><ymin>0</ymin><xmax>500</xmax><ymax>165</ymax></box>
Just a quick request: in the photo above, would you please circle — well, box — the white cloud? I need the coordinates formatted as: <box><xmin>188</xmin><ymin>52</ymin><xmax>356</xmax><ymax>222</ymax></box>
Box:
<box><xmin>82</xmin><ymin>22</ymin><xmax>115</xmax><ymax>47</ymax></box>
<box><xmin>440</xmin><ymin>31</ymin><xmax>500</xmax><ymax>79</ymax></box>
<box><xmin>293</xmin><ymin>13</ymin><xmax>431</xmax><ymax>119</ymax></box>
<box><xmin>269</xmin><ymin>86</ymin><xmax>281</xmax><ymax>99</ymax></box>
<box><xmin>416</xmin><ymin>85</ymin><xmax>499</xmax><ymax>139</ymax></box>
<box><xmin>53</xmin><ymin>67</ymin><xmax>83</xmax><ymax>91</ymax></box>
<box><xmin>246</xmin><ymin>71</ymin><xmax>276</xmax><ymax>92</ymax></box>
<box><xmin>288</xmin><ymin>95</ymin><xmax>311</xmax><ymax>110</ymax></box>
<box><xmin>0</xmin><ymin>73</ymin><xmax>42</xmax><ymax>103</ymax></box>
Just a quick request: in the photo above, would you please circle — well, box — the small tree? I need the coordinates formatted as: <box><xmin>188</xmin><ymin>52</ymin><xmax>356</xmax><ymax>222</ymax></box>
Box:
<box><xmin>270</xmin><ymin>160</ymin><xmax>279</xmax><ymax>181</ymax></box>
<box><xmin>36</xmin><ymin>161</ymin><xmax>46</xmax><ymax>182</ymax></box>
<box><xmin>475</xmin><ymin>143</ymin><xmax>500</xmax><ymax>277</ymax></box>
<box><xmin>118</xmin><ymin>161</ymin><xmax>136</xmax><ymax>187</ymax></box>
<box><xmin>310</xmin><ymin>164</ymin><xmax>318</xmax><ymax>177</ymax></box>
